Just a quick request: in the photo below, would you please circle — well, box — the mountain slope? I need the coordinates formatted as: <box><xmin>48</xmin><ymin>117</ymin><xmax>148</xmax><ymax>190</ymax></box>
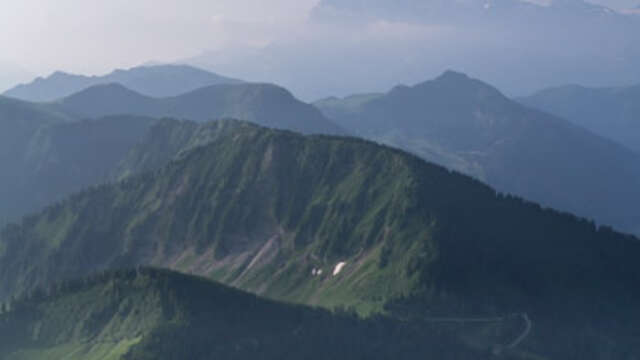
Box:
<box><xmin>314</xmin><ymin>71</ymin><xmax>640</xmax><ymax>235</ymax></box>
<box><xmin>0</xmin><ymin>107</ymin><xmax>154</xmax><ymax>225</ymax></box>
<box><xmin>54</xmin><ymin>83</ymin><xmax>346</xmax><ymax>135</ymax></box>
<box><xmin>3</xmin><ymin>65</ymin><xmax>242</xmax><ymax>102</ymax></box>
<box><xmin>0</xmin><ymin>268</ymin><xmax>478</xmax><ymax>360</ymax></box>
<box><xmin>1</xmin><ymin>119</ymin><xmax>640</xmax><ymax>358</ymax></box>
<box><xmin>0</xmin><ymin>97</ymin><xmax>74</xmax><ymax>224</ymax></box>
<box><xmin>519</xmin><ymin>83</ymin><xmax>640</xmax><ymax>153</ymax></box>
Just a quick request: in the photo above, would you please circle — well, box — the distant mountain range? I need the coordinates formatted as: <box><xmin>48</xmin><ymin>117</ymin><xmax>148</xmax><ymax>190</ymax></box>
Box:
<box><xmin>3</xmin><ymin>65</ymin><xmax>242</xmax><ymax>102</ymax></box>
<box><xmin>0</xmin><ymin>79</ymin><xmax>344</xmax><ymax>225</ymax></box>
<box><xmin>1</xmin><ymin>119</ymin><xmax>639</xmax><ymax>358</ymax></box>
<box><xmin>311</xmin><ymin>0</ymin><xmax>626</xmax><ymax>21</ymax></box>
<box><xmin>52</xmin><ymin>82</ymin><xmax>345</xmax><ymax>135</ymax></box>
<box><xmin>519</xmin><ymin>83</ymin><xmax>640</xmax><ymax>153</ymax></box>
<box><xmin>187</xmin><ymin>0</ymin><xmax>640</xmax><ymax>100</ymax></box>
<box><xmin>314</xmin><ymin>71</ymin><xmax>640</xmax><ymax>235</ymax></box>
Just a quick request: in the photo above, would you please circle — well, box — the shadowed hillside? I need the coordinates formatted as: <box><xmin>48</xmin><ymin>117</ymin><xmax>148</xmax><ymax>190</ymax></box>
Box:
<box><xmin>0</xmin><ymin>268</ymin><xmax>479</xmax><ymax>360</ymax></box>
<box><xmin>519</xmin><ymin>83</ymin><xmax>640</xmax><ymax>153</ymax></box>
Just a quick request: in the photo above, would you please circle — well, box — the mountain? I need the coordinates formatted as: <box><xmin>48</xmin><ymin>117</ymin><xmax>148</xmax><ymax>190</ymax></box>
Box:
<box><xmin>3</xmin><ymin>65</ymin><xmax>242</xmax><ymax>102</ymax></box>
<box><xmin>0</xmin><ymin>96</ymin><xmax>73</xmax><ymax>224</ymax></box>
<box><xmin>0</xmin><ymin>80</ymin><xmax>343</xmax><ymax>224</ymax></box>
<box><xmin>2</xmin><ymin>119</ymin><xmax>640</xmax><ymax>358</ymax></box>
<box><xmin>53</xmin><ymin>82</ymin><xmax>346</xmax><ymax>135</ymax></box>
<box><xmin>314</xmin><ymin>71</ymin><xmax>640</xmax><ymax>235</ymax></box>
<box><xmin>518</xmin><ymin>83</ymin><xmax>640</xmax><ymax>152</ymax></box>
<box><xmin>0</xmin><ymin>98</ymin><xmax>154</xmax><ymax>225</ymax></box>
<box><xmin>187</xmin><ymin>0</ymin><xmax>640</xmax><ymax>100</ymax></box>
<box><xmin>0</xmin><ymin>268</ymin><xmax>478</xmax><ymax>360</ymax></box>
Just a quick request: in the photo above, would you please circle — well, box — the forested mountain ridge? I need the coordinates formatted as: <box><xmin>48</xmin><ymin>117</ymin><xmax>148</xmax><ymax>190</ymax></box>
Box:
<box><xmin>1</xmin><ymin>119</ymin><xmax>640</xmax><ymax>358</ymax></box>
<box><xmin>3</xmin><ymin>64</ymin><xmax>243</xmax><ymax>102</ymax></box>
<box><xmin>0</xmin><ymin>268</ymin><xmax>480</xmax><ymax>360</ymax></box>
<box><xmin>519</xmin><ymin>83</ymin><xmax>640</xmax><ymax>153</ymax></box>
<box><xmin>314</xmin><ymin>71</ymin><xmax>640</xmax><ymax>235</ymax></box>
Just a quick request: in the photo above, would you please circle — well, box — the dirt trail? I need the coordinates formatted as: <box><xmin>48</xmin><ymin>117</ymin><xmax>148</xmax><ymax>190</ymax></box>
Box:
<box><xmin>507</xmin><ymin>313</ymin><xmax>532</xmax><ymax>349</ymax></box>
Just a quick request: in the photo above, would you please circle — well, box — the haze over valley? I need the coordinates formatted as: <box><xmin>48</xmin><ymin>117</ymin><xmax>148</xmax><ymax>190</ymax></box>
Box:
<box><xmin>1</xmin><ymin>1</ymin><xmax>639</xmax><ymax>359</ymax></box>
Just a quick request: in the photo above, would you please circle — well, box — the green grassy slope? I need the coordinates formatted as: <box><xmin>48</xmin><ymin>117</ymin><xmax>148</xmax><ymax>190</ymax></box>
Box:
<box><xmin>1</xmin><ymin>119</ymin><xmax>640</xmax><ymax>358</ymax></box>
<box><xmin>0</xmin><ymin>268</ymin><xmax>479</xmax><ymax>360</ymax></box>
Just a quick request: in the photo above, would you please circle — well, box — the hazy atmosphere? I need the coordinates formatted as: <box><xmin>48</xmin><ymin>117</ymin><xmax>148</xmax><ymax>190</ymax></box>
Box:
<box><xmin>2</xmin><ymin>0</ymin><xmax>639</xmax><ymax>98</ymax></box>
<box><xmin>1</xmin><ymin>1</ymin><xmax>640</xmax><ymax>359</ymax></box>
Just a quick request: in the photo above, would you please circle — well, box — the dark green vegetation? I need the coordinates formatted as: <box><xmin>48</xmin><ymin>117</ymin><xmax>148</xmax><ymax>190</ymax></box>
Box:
<box><xmin>53</xmin><ymin>82</ymin><xmax>345</xmax><ymax>135</ymax></box>
<box><xmin>519</xmin><ymin>83</ymin><xmax>640</xmax><ymax>153</ymax></box>
<box><xmin>314</xmin><ymin>71</ymin><xmax>640</xmax><ymax>235</ymax></box>
<box><xmin>3</xmin><ymin>65</ymin><xmax>242</xmax><ymax>102</ymax></box>
<box><xmin>2</xmin><ymin>119</ymin><xmax>640</xmax><ymax>359</ymax></box>
<box><xmin>0</xmin><ymin>268</ymin><xmax>483</xmax><ymax>360</ymax></box>
<box><xmin>0</xmin><ymin>98</ymin><xmax>154</xmax><ymax>225</ymax></box>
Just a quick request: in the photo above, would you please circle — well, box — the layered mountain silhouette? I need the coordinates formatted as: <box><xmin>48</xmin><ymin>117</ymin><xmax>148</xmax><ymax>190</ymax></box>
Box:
<box><xmin>3</xmin><ymin>65</ymin><xmax>242</xmax><ymax>102</ymax></box>
<box><xmin>519</xmin><ymin>83</ymin><xmax>640</xmax><ymax>153</ymax></box>
<box><xmin>187</xmin><ymin>0</ymin><xmax>640</xmax><ymax>100</ymax></box>
<box><xmin>1</xmin><ymin>119</ymin><xmax>639</xmax><ymax>358</ymax></box>
<box><xmin>0</xmin><ymin>96</ymin><xmax>107</xmax><ymax>225</ymax></box>
<box><xmin>315</xmin><ymin>71</ymin><xmax>640</xmax><ymax>235</ymax></box>
<box><xmin>0</xmin><ymin>268</ymin><xmax>480</xmax><ymax>360</ymax></box>
<box><xmin>0</xmin><ymin>80</ymin><xmax>344</xmax><ymax>225</ymax></box>
<box><xmin>52</xmin><ymin>82</ymin><xmax>345</xmax><ymax>135</ymax></box>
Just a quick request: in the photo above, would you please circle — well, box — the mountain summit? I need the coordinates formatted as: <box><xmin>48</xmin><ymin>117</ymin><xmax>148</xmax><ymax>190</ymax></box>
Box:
<box><xmin>315</xmin><ymin>71</ymin><xmax>640</xmax><ymax>235</ymax></box>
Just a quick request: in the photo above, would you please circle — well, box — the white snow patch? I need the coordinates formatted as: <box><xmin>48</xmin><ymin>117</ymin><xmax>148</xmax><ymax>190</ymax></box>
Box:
<box><xmin>333</xmin><ymin>262</ymin><xmax>347</xmax><ymax>276</ymax></box>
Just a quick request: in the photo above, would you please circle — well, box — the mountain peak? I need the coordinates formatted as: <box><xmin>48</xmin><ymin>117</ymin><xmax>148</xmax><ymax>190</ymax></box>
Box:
<box><xmin>420</xmin><ymin>70</ymin><xmax>506</xmax><ymax>100</ymax></box>
<box><xmin>64</xmin><ymin>82</ymin><xmax>146</xmax><ymax>99</ymax></box>
<box><xmin>435</xmin><ymin>70</ymin><xmax>472</xmax><ymax>82</ymax></box>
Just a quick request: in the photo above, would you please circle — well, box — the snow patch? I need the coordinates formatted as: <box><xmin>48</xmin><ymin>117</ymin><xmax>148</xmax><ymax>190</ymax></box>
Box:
<box><xmin>333</xmin><ymin>262</ymin><xmax>347</xmax><ymax>276</ymax></box>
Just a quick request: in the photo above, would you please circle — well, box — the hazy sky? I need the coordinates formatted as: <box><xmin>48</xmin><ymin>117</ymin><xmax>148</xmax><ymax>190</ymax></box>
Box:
<box><xmin>0</xmin><ymin>0</ymin><xmax>636</xmax><ymax>78</ymax></box>
<box><xmin>0</xmin><ymin>0</ymin><xmax>317</xmax><ymax>77</ymax></box>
